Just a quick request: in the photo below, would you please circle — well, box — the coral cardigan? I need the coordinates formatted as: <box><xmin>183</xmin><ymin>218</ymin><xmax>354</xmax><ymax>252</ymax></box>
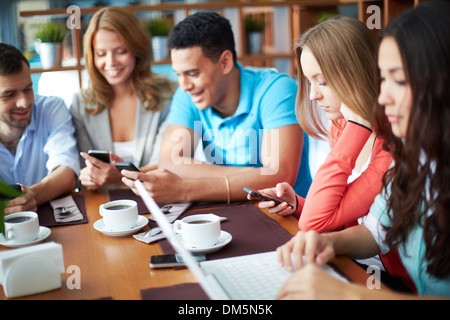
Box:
<box><xmin>293</xmin><ymin>119</ymin><xmax>416</xmax><ymax>292</ymax></box>
<box><xmin>295</xmin><ymin>119</ymin><xmax>393</xmax><ymax>232</ymax></box>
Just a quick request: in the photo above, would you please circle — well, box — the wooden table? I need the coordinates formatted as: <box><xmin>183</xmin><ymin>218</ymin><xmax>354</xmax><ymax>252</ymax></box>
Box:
<box><xmin>0</xmin><ymin>189</ymin><xmax>369</xmax><ymax>300</ymax></box>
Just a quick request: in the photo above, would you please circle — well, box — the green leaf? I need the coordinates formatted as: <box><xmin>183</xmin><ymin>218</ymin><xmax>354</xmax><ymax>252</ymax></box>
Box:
<box><xmin>143</xmin><ymin>18</ymin><xmax>172</xmax><ymax>37</ymax></box>
<box><xmin>0</xmin><ymin>201</ymin><xmax>6</xmax><ymax>238</ymax></box>
<box><xmin>245</xmin><ymin>15</ymin><xmax>265</xmax><ymax>33</ymax></box>
<box><xmin>34</xmin><ymin>22</ymin><xmax>66</xmax><ymax>43</ymax></box>
<box><xmin>0</xmin><ymin>180</ymin><xmax>23</xmax><ymax>237</ymax></box>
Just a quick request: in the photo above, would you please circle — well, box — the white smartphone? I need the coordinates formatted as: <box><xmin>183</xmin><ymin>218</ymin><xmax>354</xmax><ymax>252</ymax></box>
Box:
<box><xmin>149</xmin><ymin>253</ymin><xmax>206</xmax><ymax>269</ymax></box>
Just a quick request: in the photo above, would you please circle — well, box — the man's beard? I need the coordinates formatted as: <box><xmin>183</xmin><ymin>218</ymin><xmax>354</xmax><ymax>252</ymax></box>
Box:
<box><xmin>0</xmin><ymin>108</ymin><xmax>32</xmax><ymax>129</ymax></box>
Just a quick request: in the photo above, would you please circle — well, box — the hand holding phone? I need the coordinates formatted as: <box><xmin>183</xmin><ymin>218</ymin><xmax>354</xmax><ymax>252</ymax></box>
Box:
<box><xmin>88</xmin><ymin>150</ymin><xmax>110</xmax><ymax>163</ymax></box>
<box><xmin>0</xmin><ymin>184</ymin><xmax>22</xmax><ymax>201</ymax></box>
<box><xmin>115</xmin><ymin>162</ymin><xmax>140</xmax><ymax>172</ymax></box>
<box><xmin>243</xmin><ymin>186</ymin><xmax>292</xmax><ymax>209</ymax></box>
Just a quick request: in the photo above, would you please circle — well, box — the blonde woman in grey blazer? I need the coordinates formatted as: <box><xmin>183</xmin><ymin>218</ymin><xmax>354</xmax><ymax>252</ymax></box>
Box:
<box><xmin>70</xmin><ymin>91</ymin><xmax>170</xmax><ymax>166</ymax></box>
<box><xmin>70</xmin><ymin>7</ymin><xmax>175</xmax><ymax>190</ymax></box>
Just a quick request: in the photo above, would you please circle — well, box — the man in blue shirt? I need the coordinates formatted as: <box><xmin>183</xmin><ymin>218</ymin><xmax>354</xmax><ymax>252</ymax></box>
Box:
<box><xmin>0</xmin><ymin>43</ymin><xmax>79</xmax><ymax>214</ymax></box>
<box><xmin>122</xmin><ymin>12</ymin><xmax>311</xmax><ymax>204</ymax></box>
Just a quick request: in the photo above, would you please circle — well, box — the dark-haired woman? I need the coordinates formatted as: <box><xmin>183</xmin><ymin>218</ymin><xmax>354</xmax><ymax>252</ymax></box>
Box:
<box><xmin>276</xmin><ymin>1</ymin><xmax>450</xmax><ymax>299</ymax></box>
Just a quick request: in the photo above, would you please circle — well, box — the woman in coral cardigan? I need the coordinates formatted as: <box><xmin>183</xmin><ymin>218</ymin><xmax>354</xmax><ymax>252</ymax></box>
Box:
<box><xmin>251</xmin><ymin>16</ymin><xmax>390</xmax><ymax>233</ymax></box>
<box><xmin>249</xmin><ymin>16</ymin><xmax>415</xmax><ymax>291</ymax></box>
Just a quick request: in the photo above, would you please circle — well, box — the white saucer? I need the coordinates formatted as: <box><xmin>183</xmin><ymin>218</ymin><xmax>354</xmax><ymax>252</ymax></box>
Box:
<box><xmin>93</xmin><ymin>215</ymin><xmax>148</xmax><ymax>237</ymax></box>
<box><xmin>0</xmin><ymin>226</ymin><xmax>51</xmax><ymax>248</ymax></box>
<box><xmin>173</xmin><ymin>230</ymin><xmax>232</xmax><ymax>253</ymax></box>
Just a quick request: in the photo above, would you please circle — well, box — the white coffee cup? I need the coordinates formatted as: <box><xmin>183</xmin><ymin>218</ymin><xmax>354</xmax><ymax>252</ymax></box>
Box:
<box><xmin>99</xmin><ymin>199</ymin><xmax>138</xmax><ymax>231</ymax></box>
<box><xmin>173</xmin><ymin>214</ymin><xmax>221</xmax><ymax>249</ymax></box>
<box><xmin>4</xmin><ymin>211</ymin><xmax>40</xmax><ymax>243</ymax></box>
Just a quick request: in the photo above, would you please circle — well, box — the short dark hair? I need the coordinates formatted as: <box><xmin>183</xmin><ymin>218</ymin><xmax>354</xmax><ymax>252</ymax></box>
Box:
<box><xmin>168</xmin><ymin>11</ymin><xmax>237</xmax><ymax>64</ymax></box>
<box><xmin>0</xmin><ymin>43</ymin><xmax>29</xmax><ymax>75</ymax></box>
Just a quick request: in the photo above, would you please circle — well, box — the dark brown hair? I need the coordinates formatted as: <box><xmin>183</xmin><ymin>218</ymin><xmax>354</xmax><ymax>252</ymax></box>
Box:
<box><xmin>0</xmin><ymin>43</ymin><xmax>29</xmax><ymax>75</ymax></box>
<box><xmin>375</xmin><ymin>1</ymin><xmax>450</xmax><ymax>279</ymax></box>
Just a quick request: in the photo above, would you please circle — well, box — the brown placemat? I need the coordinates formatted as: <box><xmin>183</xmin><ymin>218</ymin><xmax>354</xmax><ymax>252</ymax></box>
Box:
<box><xmin>141</xmin><ymin>283</ymin><xmax>208</xmax><ymax>300</ymax></box>
<box><xmin>141</xmin><ymin>203</ymin><xmax>292</xmax><ymax>300</ymax></box>
<box><xmin>159</xmin><ymin>203</ymin><xmax>292</xmax><ymax>260</ymax></box>
<box><xmin>37</xmin><ymin>194</ymin><xmax>88</xmax><ymax>227</ymax></box>
<box><xmin>108</xmin><ymin>188</ymin><xmax>254</xmax><ymax>215</ymax></box>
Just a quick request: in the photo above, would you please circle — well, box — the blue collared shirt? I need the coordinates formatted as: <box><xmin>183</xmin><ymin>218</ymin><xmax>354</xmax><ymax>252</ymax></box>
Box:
<box><xmin>168</xmin><ymin>64</ymin><xmax>311</xmax><ymax>197</ymax></box>
<box><xmin>0</xmin><ymin>95</ymin><xmax>80</xmax><ymax>186</ymax></box>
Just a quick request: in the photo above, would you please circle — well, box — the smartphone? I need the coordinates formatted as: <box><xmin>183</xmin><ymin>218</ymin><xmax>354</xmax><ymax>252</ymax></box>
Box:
<box><xmin>88</xmin><ymin>150</ymin><xmax>110</xmax><ymax>163</ymax></box>
<box><xmin>242</xmin><ymin>186</ymin><xmax>292</xmax><ymax>208</ymax></box>
<box><xmin>115</xmin><ymin>162</ymin><xmax>140</xmax><ymax>172</ymax></box>
<box><xmin>0</xmin><ymin>184</ymin><xmax>22</xmax><ymax>201</ymax></box>
<box><xmin>149</xmin><ymin>253</ymin><xmax>206</xmax><ymax>269</ymax></box>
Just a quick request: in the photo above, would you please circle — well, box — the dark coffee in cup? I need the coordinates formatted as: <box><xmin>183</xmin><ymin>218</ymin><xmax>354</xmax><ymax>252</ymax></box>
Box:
<box><xmin>5</xmin><ymin>216</ymin><xmax>33</xmax><ymax>224</ymax></box>
<box><xmin>100</xmin><ymin>199</ymin><xmax>138</xmax><ymax>231</ymax></box>
<box><xmin>4</xmin><ymin>211</ymin><xmax>39</xmax><ymax>243</ymax></box>
<box><xmin>106</xmin><ymin>205</ymin><xmax>132</xmax><ymax>210</ymax></box>
<box><xmin>174</xmin><ymin>214</ymin><xmax>221</xmax><ymax>248</ymax></box>
<box><xmin>188</xmin><ymin>220</ymin><xmax>211</xmax><ymax>224</ymax></box>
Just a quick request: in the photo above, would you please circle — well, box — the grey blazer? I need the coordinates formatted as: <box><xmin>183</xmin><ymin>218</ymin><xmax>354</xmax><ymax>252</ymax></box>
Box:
<box><xmin>70</xmin><ymin>92</ymin><xmax>170</xmax><ymax>167</ymax></box>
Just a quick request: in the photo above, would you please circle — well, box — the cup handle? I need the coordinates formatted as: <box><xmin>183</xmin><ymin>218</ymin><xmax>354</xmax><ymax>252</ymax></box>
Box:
<box><xmin>6</xmin><ymin>229</ymin><xmax>14</xmax><ymax>242</ymax></box>
<box><xmin>173</xmin><ymin>220</ymin><xmax>182</xmax><ymax>234</ymax></box>
<box><xmin>99</xmin><ymin>204</ymin><xmax>104</xmax><ymax>217</ymax></box>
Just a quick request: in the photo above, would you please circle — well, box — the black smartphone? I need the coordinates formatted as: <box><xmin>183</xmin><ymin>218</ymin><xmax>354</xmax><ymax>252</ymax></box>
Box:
<box><xmin>115</xmin><ymin>162</ymin><xmax>140</xmax><ymax>172</ymax></box>
<box><xmin>10</xmin><ymin>184</ymin><xmax>21</xmax><ymax>193</ymax></box>
<box><xmin>242</xmin><ymin>186</ymin><xmax>292</xmax><ymax>208</ymax></box>
<box><xmin>149</xmin><ymin>253</ymin><xmax>206</xmax><ymax>269</ymax></box>
<box><xmin>88</xmin><ymin>150</ymin><xmax>110</xmax><ymax>163</ymax></box>
<box><xmin>0</xmin><ymin>184</ymin><xmax>22</xmax><ymax>201</ymax></box>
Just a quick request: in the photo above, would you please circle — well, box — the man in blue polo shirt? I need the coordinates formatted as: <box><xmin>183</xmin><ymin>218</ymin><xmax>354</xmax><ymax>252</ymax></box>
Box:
<box><xmin>122</xmin><ymin>12</ymin><xmax>311</xmax><ymax>204</ymax></box>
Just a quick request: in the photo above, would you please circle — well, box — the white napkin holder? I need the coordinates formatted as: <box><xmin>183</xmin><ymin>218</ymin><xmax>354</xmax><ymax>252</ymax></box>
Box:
<box><xmin>0</xmin><ymin>242</ymin><xmax>64</xmax><ymax>298</ymax></box>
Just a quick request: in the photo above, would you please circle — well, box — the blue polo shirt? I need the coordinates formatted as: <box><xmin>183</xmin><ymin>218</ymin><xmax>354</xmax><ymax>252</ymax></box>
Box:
<box><xmin>168</xmin><ymin>63</ymin><xmax>311</xmax><ymax>197</ymax></box>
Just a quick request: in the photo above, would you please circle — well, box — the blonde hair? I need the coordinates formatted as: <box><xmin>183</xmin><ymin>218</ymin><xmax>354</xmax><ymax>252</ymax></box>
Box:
<box><xmin>82</xmin><ymin>7</ymin><xmax>174</xmax><ymax>114</ymax></box>
<box><xmin>295</xmin><ymin>16</ymin><xmax>378</xmax><ymax>140</ymax></box>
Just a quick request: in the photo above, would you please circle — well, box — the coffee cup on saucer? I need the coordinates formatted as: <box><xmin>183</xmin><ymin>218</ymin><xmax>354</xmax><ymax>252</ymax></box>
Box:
<box><xmin>173</xmin><ymin>214</ymin><xmax>221</xmax><ymax>249</ymax></box>
<box><xmin>99</xmin><ymin>199</ymin><xmax>138</xmax><ymax>231</ymax></box>
<box><xmin>4</xmin><ymin>211</ymin><xmax>40</xmax><ymax>244</ymax></box>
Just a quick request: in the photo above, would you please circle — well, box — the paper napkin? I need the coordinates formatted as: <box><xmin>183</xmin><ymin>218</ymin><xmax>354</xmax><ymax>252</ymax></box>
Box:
<box><xmin>49</xmin><ymin>195</ymin><xmax>84</xmax><ymax>223</ymax></box>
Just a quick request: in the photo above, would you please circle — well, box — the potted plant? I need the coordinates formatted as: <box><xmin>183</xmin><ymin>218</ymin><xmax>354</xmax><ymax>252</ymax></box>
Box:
<box><xmin>0</xmin><ymin>180</ymin><xmax>22</xmax><ymax>238</ymax></box>
<box><xmin>143</xmin><ymin>18</ymin><xmax>172</xmax><ymax>61</ymax></box>
<box><xmin>317</xmin><ymin>11</ymin><xmax>338</xmax><ymax>23</ymax></box>
<box><xmin>35</xmin><ymin>22</ymin><xmax>66</xmax><ymax>69</ymax></box>
<box><xmin>245</xmin><ymin>15</ymin><xmax>265</xmax><ymax>54</ymax></box>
